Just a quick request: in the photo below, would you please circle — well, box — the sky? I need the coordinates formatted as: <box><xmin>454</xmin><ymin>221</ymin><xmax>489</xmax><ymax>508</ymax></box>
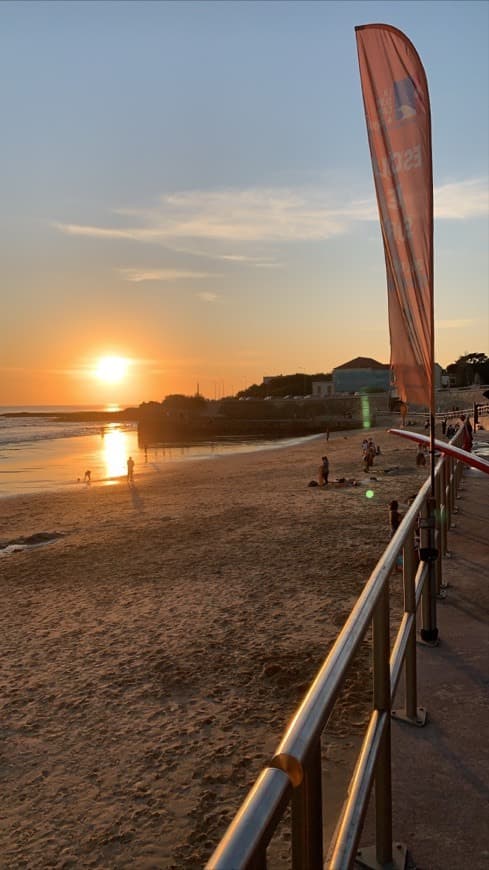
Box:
<box><xmin>1</xmin><ymin>0</ymin><xmax>488</xmax><ymax>406</ymax></box>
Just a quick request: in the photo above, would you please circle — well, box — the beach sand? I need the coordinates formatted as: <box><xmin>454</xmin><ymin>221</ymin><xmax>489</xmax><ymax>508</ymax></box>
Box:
<box><xmin>0</xmin><ymin>427</ymin><xmax>428</xmax><ymax>868</ymax></box>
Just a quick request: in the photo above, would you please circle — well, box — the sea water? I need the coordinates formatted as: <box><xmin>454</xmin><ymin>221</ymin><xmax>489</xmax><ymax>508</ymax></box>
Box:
<box><xmin>0</xmin><ymin>406</ymin><xmax>318</xmax><ymax>498</ymax></box>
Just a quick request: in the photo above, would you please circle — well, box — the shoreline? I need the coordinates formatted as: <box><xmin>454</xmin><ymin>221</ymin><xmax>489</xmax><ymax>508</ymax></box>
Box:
<box><xmin>0</xmin><ymin>427</ymin><xmax>432</xmax><ymax>867</ymax></box>
<box><xmin>0</xmin><ymin>429</ymin><xmax>325</xmax><ymax>501</ymax></box>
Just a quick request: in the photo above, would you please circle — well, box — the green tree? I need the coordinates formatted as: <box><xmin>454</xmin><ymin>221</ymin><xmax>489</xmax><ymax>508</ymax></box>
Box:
<box><xmin>446</xmin><ymin>353</ymin><xmax>489</xmax><ymax>387</ymax></box>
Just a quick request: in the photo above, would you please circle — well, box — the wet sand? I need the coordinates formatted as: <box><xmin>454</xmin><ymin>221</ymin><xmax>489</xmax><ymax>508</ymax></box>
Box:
<box><xmin>0</xmin><ymin>426</ymin><xmax>428</xmax><ymax>868</ymax></box>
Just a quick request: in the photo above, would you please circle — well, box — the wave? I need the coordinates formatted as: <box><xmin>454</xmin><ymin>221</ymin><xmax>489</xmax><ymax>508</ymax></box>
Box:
<box><xmin>0</xmin><ymin>417</ymin><xmax>134</xmax><ymax>448</ymax></box>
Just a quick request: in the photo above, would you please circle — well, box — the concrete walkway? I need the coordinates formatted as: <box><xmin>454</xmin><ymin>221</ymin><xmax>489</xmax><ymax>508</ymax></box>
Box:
<box><xmin>359</xmin><ymin>437</ymin><xmax>489</xmax><ymax>869</ymax></box>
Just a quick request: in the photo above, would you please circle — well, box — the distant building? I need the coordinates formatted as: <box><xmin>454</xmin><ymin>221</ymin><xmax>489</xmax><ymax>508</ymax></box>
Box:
<box><xmin>333</xmin><ymin>357</ymin><xmax>390</xmax><ymax>394</ymax></box>
<box><xmin>312</xmin><ymin>379</ymin><xmax>334</xmax><ymax>398</ymax></box>
<box><xmin>433</xmin><ymin>363</ymin><xmax>452</xmax><ymax>389</ymax></box>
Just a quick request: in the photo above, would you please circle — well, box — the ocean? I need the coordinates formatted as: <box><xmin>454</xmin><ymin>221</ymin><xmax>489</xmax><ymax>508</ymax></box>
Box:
<box><xmin>0</xmin><ymin>406</ymin><xmax>318</xmax><ymax>498</ymax></box>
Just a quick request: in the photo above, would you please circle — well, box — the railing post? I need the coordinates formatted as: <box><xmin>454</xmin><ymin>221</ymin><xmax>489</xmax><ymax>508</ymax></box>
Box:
<box><xmin>456</xmin><ymin>459</ymin><xmax>464</xmax><ymax>494</ymax></box>
<box><xmin>449</xmin><ymin>457</ymin><xmax>454</xmax><ymax>521</ymax></box>
<box><xmin>291</xmin><ymin>740</ymin><xmax>323</xmax><ymax>869</ymax></box>
<box><xmin>373</xmin><ymin>585</ymin><xmax>393</xmax><ymax>865</ymax></box>
<box><xmin>441</xmin><ymin>459</ymin><xmax>449</xmax><ymax>555</ymax></box>
<box><xmin>420</xmin><ymin>497</ymin><xmax>439</xmax><ymax>645</ymax></box>
<box><xmin>391</xmin><ymin>534</ymin><xmax>427</xmax><ymax>728</ymax></box>
<box><xmin>435</xmin><ymin>472</ymin><xmax>444</xmax><ymax>595</ymax></box>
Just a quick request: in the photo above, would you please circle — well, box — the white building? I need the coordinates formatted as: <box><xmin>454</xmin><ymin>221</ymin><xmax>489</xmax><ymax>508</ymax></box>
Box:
<box><xmin>312</xmin><ymin>379</ymin><xmax>334</xmax><ymax>398</ymax></box>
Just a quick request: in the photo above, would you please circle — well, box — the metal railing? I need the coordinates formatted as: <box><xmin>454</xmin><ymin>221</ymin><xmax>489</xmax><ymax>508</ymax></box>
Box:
<box><xmin>207</xmin><ymin>426</ymin><xmax>468</xmax><ymax>870</ymax></box>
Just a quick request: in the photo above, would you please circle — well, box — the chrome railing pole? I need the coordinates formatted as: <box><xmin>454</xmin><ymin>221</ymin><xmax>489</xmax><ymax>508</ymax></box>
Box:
<box><xmin>205</xmin><ymin>767</ymin><xmax>291</xmax><ymax>869</ymax></box>
<box><xmin>456</xmin><ymin>459</ymin><xmax>463</xmax><ymax>494</ymax></box>
<box><xmin>291</xmin><ymin>740</ymin><xmax>323</xmax><ymax>869</ymax></box>
<box><xmin>372</xmin><ymin>584</ymin><xmax>393</xmax><ymax>864</ymax></box>
<box><xmin>449</xmin><ymin>457</ymin><xmax>456</xmax><ymax>517</ymax></box>
<box><xmin>441</xmin><ymin>459</ymin><xmax>448</xmax><ymax>555</ymax></box>
<box><xmin>403</xmin><ymin>537</ymin><xmax>419</xmax><ymax>722</ymax></box>
<box><xmin>435</xmin><ymin>471</ymin><xmax>443</xmax><ymax>595</ymax></box>
<box><xmin>420</xmin><ymin>495</ymin><xmax>439</xmax><ymax>644</ymax></box>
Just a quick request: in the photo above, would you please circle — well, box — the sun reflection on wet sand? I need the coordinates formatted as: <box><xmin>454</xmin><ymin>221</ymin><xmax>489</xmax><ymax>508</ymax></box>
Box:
<box><xmin>101</xmin><ymin>427</ymin><xmax>131</xmax><ymax>479</ymax></box>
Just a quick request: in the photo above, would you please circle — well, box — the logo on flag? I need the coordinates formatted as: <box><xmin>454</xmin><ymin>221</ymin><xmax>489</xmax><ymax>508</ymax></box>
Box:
<box><xmin>394</xmin><ymin>77</ymin><xmax>417</xmax><ymax>121</ymax></box>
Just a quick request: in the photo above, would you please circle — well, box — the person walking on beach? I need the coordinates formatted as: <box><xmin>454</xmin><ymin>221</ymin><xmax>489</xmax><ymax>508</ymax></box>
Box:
<box><xmin>416</xmin><ymin>444</ymin><xmax>427</xmax><ymax>466</ymax></box>
<box><xmin>400</xmin><ymin>401</ymin><xmax>408</xmax><ymax>428</ymax></box>
<box><xmin>319</xmin><ymin>455</ymin><xmax>329</xmax><ymax>486</ymax></box>
<box><xmin>127</xmin><ymin>456</ymin><xmax>135</xmax><ymax>484</ymax></box>
<box><xmin>83</xmin><ymin>469</ymin><xmax>91</xmax><ymax>484</ymax></box>
<box><xmin>389</xmin><ymin>500</ymin><xmax>403</xmax><ymax>538</ymax></box>
<box><xmin>460</xmin><ymin>415</ymin><xmax>473</xmax><ymax>452</ymax></box>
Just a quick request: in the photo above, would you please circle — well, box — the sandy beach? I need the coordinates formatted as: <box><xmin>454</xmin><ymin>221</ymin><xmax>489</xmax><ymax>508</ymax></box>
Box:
<box><xmin>1</xmin><ymin>426</ymin><xmax>430</xmax><ymax>869</ymax></box>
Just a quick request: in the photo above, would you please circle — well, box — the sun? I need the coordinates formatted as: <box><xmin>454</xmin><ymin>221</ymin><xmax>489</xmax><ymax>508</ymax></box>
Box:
<box><xmin>94</xmin><ymin>355</ymin><xmax>130</xmax><ymax>384</ymax></box>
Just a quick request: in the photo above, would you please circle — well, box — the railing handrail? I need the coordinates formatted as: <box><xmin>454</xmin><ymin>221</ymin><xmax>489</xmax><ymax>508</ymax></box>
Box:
<box><xmin>270</xmin><ymin>455</ymin><xmax>436</xmax><ymax>785</ymax></box>
<box><xmin>207</xmin><ymin>426</ymin><xmax>468</xmax><ymax>869</ymax></box>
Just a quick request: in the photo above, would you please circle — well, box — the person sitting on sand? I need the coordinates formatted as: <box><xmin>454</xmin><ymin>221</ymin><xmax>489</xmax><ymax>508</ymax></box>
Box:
<box><xmin>319</xmin><ymin>455</ymin><xmax>329</xmax><ymax>486</ymax></box>
<box><xmin>127</xmin><ymin>456</ymin><xmax>135</xmax><ymax>484</ymax></box>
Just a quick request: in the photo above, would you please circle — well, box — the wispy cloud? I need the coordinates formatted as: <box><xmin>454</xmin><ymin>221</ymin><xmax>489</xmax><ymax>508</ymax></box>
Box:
<box><xmin>196</xmin><ymin>292</ymin><xmax>218</xmax><ymax>302</ymax></box>
<box><xmin>434</xmin><ymin>179</ymin><xmax>489</xmax><ymax>219</ymax></box>
<box><xmin>168</xmin><ymin>244</ymin><xmax>280</xmax><ymax>267</ymax></box>
<box><xmin>119</xmin><ymin>267</ymin><xmax>215</xmax><ymax>282</ymax></box>
<box><xmin>53</xmin><ymin>177</ymin><xmax>488</xmax><ymax>248</ymax></box>
<box><xmin>438</xmin><ymin>319</ymin><xmax>475</xmax><ymax>329</ymax></box>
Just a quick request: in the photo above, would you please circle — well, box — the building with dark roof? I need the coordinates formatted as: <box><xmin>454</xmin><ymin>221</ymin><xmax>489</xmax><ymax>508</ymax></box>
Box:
<box><xmin>333</xmin><ymin>357</ymin><xmax>391</xmax><ymax>394</ymax></box>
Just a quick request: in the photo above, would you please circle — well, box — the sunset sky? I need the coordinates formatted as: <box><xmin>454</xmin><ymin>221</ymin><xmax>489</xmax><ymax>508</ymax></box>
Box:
<box><xmin>1</xmin><ymin>0</ymin><xmax>488</xmax><ymax>406</ymax></box>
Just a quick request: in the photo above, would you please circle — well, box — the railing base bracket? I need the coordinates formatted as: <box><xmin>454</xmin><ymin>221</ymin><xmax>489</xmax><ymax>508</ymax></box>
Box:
<box><xmin>391</xmin><ymin>706</ymin><xmax>427</xmax><ymax>727</ymax></box>
<box><xmin>355</xmin><ymin>841</ymin><xmax>408</xmax><ymax>869</ymax></box>
<box><xmin>417</xmin><ymin>633</ymin><xmax>440</xmax><ymax>648</ymax></box>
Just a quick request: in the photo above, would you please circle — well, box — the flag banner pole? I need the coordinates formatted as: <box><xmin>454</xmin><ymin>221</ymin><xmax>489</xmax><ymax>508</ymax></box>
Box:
<box><xmin>355</xmin><ymin>23</ymin><xmax>438</xmax><ymax>642</ymax></box>
<box><xmin>355</xmin><ymin>24</ymin><xmax>434</xmax><ymax>417</ymax></box>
